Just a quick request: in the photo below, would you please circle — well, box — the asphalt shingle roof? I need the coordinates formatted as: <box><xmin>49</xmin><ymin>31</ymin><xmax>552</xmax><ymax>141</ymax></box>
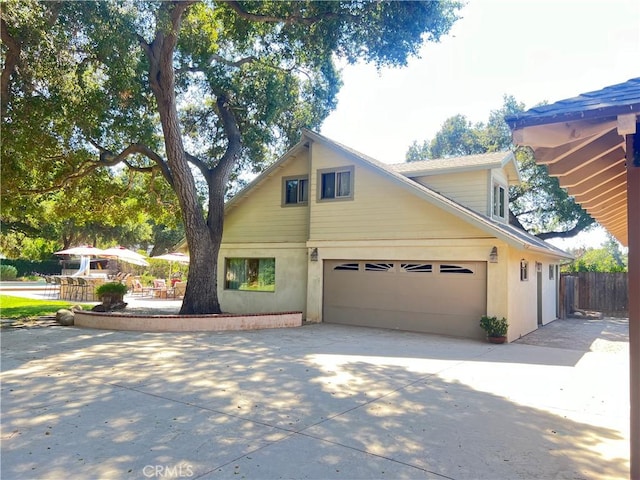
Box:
<box><xmin>506</xmin><ymin>77</ymin><xmax>640</xmax><ymax>128</ymax></box>
<box><xmin>390</xmin><ymin>152</ymin><xmax>512</xmax><ymax>174</ymax></box>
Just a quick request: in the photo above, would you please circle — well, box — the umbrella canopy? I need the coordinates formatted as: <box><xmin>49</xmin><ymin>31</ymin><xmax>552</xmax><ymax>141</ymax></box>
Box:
<box><xmin>152</xmin><ymin>252</ymin><xmax>190</xmax><ymax>264</ymax></box>
<box><xmin>101</xmin><ymin>246</ymin><xmax>149</xmax><ymax>267</ymax></box>
<box><xmin>54</xmin><ymin>245</ymin><xmax>105</xmax><ymax>256</ymax></box>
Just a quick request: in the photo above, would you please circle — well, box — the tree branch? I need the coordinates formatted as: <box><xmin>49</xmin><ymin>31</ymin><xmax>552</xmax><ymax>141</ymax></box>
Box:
<box><xmin>214</xmin><ymin>93</ymin><xmax>242</xmax><ymax>178</ymax></box>
<box><xmin>225</xmin><ymin>1</ymin><xmax>345</xmax><ymax>25</ymax></box>
<box><xmin>208</xmin><ymin>53</ymin><xmax>257</xmax><ymax>68</ymax></box>
<box><xmin>536</xmin><ymin>225</ymin><xmax>584</xmax><ymax>241</ymax></box>
<box><xmin>1</xmin><ymin>17</ymin><xmax>21</xmax><ymax>118</ymax></box>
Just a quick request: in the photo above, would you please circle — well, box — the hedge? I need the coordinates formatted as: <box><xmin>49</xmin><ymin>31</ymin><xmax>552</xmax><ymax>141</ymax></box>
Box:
<box><xmin>0</xmin><ymin>259</ymin><xmax>62</xmax><ymax>277</ymax></box>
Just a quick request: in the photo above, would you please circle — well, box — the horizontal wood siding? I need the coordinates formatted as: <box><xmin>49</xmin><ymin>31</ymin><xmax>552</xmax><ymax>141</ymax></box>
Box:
<box><xmin>223</xmin><ymin>154</ymin><xmax>309</xmax><ymax>243</ymax></box>
<box><xmin>309</xmin><ymin>143</ymin><xmax>489</xmax><ymax>241</ymax></box>
<box><xmin>413</xmin><ymin>171</ymin><xmax>488</xmax><ymax>215</ymax></box>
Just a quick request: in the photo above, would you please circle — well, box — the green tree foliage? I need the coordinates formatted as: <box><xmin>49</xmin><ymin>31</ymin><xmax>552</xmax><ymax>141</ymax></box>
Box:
<box><xmin>564</xmin><ymin>235</ymin><xmax>628</xmax><ymax>272</ymax></box>
<box><xmin>405</xmin><ymin>96</ymin><xmax>594</xmax><ymax>239</ymax></box>
<box><xmin>2</xmin><ymin>0</ymin><xmax>462</xmax><ymax>314</ymax></box>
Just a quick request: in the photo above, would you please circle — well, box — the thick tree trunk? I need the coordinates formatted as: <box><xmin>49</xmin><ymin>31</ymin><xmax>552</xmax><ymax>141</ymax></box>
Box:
<box><xmin>145</xmin><ymin>2</ymin><xmax>223</xmax><ymax>315</ymax></box>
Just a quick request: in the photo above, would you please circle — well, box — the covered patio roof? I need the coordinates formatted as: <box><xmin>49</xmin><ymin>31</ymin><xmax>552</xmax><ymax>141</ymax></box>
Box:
<box><xmin>507</xmin><ymin>77</ymin><xmax>639</xmax><ymax>479</ymax></box>
<box><xmin>507</xmin><ymin>77</ymin><xmax>639</xmax><ymax>246</ymax></box>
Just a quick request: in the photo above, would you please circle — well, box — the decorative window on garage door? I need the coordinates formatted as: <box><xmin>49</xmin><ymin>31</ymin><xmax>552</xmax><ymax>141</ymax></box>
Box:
<box><xmin>439</xmin><ymin>264</ymin><xmax>475</xmax><ymax>274</ymax></box>
<box><xmin>334</xmin><ymin>263</ymin><xmax>359</xmax><ymax>271</ymax></box>
<box><xmin>400</xmin><ymin>263</ymin><xmax>433</xmax><ymax>273</ymax></box>
<box><xmin>365</xmin><ymin>263</ymin><xmax>394</xmax><ymax>272</ymax></box>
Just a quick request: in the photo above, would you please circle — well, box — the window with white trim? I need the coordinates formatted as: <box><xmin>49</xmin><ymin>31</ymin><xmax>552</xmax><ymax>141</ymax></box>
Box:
<box><xmin>318</xmin><ymin>166</ymin><xmax>354</xmax><ymax>201</ymax></box>
<box><xmin>283</xmin><ymin>176</ymin><xmax>308</xmax><ymax>205</ymax></box>
<box><xmin>492</xmin><ymin>183</ymin><xmax>506</xmax><ymax>220</ymax></box>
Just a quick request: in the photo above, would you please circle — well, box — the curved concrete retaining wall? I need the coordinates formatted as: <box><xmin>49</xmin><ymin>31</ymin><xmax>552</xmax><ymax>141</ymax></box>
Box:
<box><xmin>74</xmin><ymin>311</ymin><xmax>303</xmax><ymax>332</ymax></box>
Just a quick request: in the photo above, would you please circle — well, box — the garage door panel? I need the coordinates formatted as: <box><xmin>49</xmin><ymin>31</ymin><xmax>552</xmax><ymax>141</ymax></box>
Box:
<box><xmin>324</xmin><ymin>260</ymin><xmax>487</xmax><ymax>339</ymax></box>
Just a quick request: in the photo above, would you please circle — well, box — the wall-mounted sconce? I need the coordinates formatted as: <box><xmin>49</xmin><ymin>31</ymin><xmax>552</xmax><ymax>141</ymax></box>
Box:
<box><xmin>489</xmin><ymin>246</ymin><xmax>498</xmax><ymax>263</ymax></box>
<box><xmin>309</xmin><ymin>248</ymin><xmax>318</xmax><ymax>262</ymax></box>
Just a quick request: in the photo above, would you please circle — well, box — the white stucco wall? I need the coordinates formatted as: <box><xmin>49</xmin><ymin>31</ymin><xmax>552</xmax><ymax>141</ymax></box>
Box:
<box><xmin>217</xmin><ymin>244</ymin><xmax>308</xmax><ymax>315</ymax></box>
<box><xmin>505</xmin><ymin>249</ymin><xmax>555</xmax><ymax>340</ymax></box>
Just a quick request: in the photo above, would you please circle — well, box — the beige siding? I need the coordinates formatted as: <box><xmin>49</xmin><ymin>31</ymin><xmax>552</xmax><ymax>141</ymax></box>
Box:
<box><xmin>412</xmin><ymin>171</ymin><xmax>489</xmax><ymax>215</ymax></box>
<box><xmin>223</xmin><ymin>153</ymin><xmax>310</xmax><ymax>243</ymax></box>
<box><xmin>309</xmin><ymin>142</ymin><xmax>490</xmax><ymax>241</ymax></box>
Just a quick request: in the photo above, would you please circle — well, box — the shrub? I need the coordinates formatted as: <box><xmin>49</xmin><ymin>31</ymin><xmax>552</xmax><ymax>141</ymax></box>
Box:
<box><xmin>479</xmin><ymin>315</ymin><xmax>508</xmax><ymax>337</ymax></box>
<box><xmin>95</xmin><ymin>282</ymin><xmax>128</xmax><ymax>297</ymax></box>
<box><xmin>0</xmin><ymin>264</ymin><xmax>18</xmax><ymax>281</ymax></box>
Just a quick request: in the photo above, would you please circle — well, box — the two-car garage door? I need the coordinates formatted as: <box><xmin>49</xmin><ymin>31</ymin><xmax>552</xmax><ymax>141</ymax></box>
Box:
<box><xmin>323</xmin><ymin>260</ymin><xmax>487</xmax><ymax>339</ymax></box>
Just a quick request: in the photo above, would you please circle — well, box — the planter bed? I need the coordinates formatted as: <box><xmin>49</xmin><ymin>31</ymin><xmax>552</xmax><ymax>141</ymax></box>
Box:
<box><xmin>74</xmin><ymin>310</ymin><xmax>302</xmax><ymax>332</ymax></box>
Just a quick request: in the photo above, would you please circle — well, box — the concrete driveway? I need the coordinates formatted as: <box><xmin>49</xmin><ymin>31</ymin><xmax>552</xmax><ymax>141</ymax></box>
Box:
<box><xmin>0</xmin><ymin>319</ymin><xmax>629</xmax><ymax>479</ymax></box>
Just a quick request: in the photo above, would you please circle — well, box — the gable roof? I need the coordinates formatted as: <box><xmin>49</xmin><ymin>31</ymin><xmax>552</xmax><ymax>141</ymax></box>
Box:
<box><xmin>390</xmin><ymin>151</ymin><xmax>521</xmax><ymax>184</ymax></box>
<box><xmin>226</xmin><ymin>129</ymin><xmax>571</xmax><ymax>259</ymax></box>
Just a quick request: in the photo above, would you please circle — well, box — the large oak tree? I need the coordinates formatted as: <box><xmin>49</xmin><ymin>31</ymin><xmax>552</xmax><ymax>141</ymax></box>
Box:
<box><xmin>2</xmin><ymin>0</ymin><xmax>461</xmax><ymax>313</ymax></box>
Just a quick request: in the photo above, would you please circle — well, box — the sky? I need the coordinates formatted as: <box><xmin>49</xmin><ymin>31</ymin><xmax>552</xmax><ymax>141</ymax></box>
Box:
<box><xmin>320</xmin><ymin>0</ymin><xmax>639</xmax><ymax>249</ymax></box>
<box><xmin>321</xmin><ymin>0</ymin><xmax>639</xmax><ymax>163</ymax></box>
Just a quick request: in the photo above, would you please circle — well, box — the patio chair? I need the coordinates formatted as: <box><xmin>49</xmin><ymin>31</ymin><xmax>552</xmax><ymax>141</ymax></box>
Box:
<box><xmin>172</xmin><ymin>281</ymin><xmax>186</xmax><ymax>299</ymax></box>
<box><xmin>51</xmin><ymin>276</ymin><xmax>62</xmax><ymax>299</ymax></box>
<box><xmin>152</xmin><ymin>279</ymin><xmax>168</xmax><ymax>298</ymax></box>
<box><xmin>75</xmin><ymin>277</ymin><xmax>90</xmax><ymax>302</ymax></box>
<box><xmin>66</xmin><ymin>277</ymin><xmax>78</xmax><ymax>301</ymax></box>
<box><xmin>44</xmin><ymin>276</ymin><xmax>56</xmax><ymax>298</ymax></box>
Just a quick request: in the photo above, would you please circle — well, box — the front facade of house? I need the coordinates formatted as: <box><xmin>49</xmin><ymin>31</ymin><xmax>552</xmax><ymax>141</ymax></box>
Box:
<box><xmin>218</xmin><ymin>130</ymin><xmax>572</xmax><ymax>342</ymax></box>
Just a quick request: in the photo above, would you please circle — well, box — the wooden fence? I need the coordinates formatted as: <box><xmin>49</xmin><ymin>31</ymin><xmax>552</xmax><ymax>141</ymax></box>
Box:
<box><xmin>560</xmin><ymin>272</ymin><xmax>629</xmax><ymax>317</ymax></box>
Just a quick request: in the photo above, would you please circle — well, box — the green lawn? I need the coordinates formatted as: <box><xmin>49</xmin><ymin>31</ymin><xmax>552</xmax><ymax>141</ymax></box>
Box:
<box><xmin>0</xmin><ymin>295</ymin><xmax>89</xmax><ymax>320</ymax></box>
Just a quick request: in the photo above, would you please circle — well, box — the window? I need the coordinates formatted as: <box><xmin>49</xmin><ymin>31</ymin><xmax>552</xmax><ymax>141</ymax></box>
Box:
<box><xmin>440</xmin><ymin>264</ymin><xmax>474</xmax><ymax>274</ymax></box>
<box><xmin>549</xmin><ymin>265</ymin><xmax>555</xmax><ymax>280</ymax></box>
<box><xmin>400</xmin><ymin>263</ymin><xmax>433</xmax><ymax>273</ymax></box>
<box><xmin>493</xmin><ymin>183</ymin><xmax>506</xmax><ymax>220</ymax></box>
<box><xmin>334</xmin><ymin>263</ymin><xmax>359</xmax><ymax>271</ymax></box>
<box><xmin>283</xmin><ymin>176</ymin><xmax>308</xmax><ymax>205</ymax></box>
<box><xmin>365</xmin><ymin>263</ymin><xmax>394</xmax><ymax>272</ymax></box>
<box><xmin>318</xmin><ymin>166</ymin><xmax>354</xmax><ymax>201</ymax></box>
<box><xmin>520</xmin><ymin>259</ymin><xmax>529</xmax><ymax>281</ymax></box>
<box><xmin>225</xmin><ymin>258</ymin><xmax>275</xmax><ymax>292</ymax></box>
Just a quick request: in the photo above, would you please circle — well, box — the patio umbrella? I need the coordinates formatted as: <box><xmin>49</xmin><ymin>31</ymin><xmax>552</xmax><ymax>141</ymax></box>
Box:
<box><xmin>54</xmin><ymin>245</ymin><xmax>105</xmax><ymax>256</ymax></box>
<box><xmin>152</xmin><ymin>252</ymin><xmax>189</xmax><ymax>277</ymax></box>
<box><xmin>152</xmin><ymin>252</ymin><xmax>190</xmax><ymax>264</ymax></box>
<box><xmin>54</xmin><ymin>246</ymin><xmax>105</xmax><ymax>276</ymax></box>
<box><xmin>101</xmin><ymin>246</ymin><xmax>150</xmax><ymax>267</ymax></box>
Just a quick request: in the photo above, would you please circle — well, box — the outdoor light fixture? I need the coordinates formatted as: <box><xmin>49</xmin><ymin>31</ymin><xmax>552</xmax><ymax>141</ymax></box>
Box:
<box><xmin>489</xmin><ymin>246</ymin><xmax>498</xmax><ymax>263</ymax></box>
<box><xmin>310</xmin><ymin>248</ymin><xmax>318</xmax><ymax>262</ymax></box>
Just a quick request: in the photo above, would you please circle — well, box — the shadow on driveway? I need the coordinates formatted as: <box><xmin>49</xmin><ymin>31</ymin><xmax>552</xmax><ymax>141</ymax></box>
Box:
<box><xmin>1</xmin><ymin>322</ymin><xmax>629</xmax><ymax>479</ymax></box>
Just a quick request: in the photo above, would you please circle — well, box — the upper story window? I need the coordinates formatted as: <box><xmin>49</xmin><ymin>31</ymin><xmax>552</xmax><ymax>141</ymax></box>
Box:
<box><xmin>318</xmin><ymin>166</ymin><xmax>354</xmax><ymax>201</ymax></box>
<box><xmin>492</xmin><ymin>182</ymin><xmax>506</xmax><ymax>220</ymax></box>
<box><xmin>283</xmin><ymin>176</ymin><xmax>308</xmax><ymax>206</ymax></box>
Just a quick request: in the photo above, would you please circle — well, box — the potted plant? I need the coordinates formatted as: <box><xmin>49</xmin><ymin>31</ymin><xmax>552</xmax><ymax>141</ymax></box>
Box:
<box><xmin>479</xmin><ymin>315</ymin><xmax>508</xmax><ymax>344</ymax></box>
<box><xmin>95</xmin><ymin>282</ymin><xmax>128</xmax><ymax>307</ymax></box>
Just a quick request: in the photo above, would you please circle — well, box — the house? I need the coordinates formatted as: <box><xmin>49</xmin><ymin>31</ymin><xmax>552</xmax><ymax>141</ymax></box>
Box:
<box><xmin>218</xmin><ymin>129</ymin><xmax>572</xmax><ymax>342</ymax></box>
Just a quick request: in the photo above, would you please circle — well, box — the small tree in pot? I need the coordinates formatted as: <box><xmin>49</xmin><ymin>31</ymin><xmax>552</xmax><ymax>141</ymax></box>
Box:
<box><xmin>480</xmin><ymin>315</ymin><xmax>509</xmax><ymax>344</ymax></box>
<box><xmin>95</xmin><ymin>282</ymin><xmax>128</xmax><ymax>310</ymax></box>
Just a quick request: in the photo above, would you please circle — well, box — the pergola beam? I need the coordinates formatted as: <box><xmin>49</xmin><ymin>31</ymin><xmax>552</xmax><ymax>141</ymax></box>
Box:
<box><xmin>557</xmin><ymin>148</ymin><xmax>626</xmax><ymax>187</ymax></box>
<box><xmin>546</xmin><ymin>129</ymin><xmax>624</xmax><ymax>176</ymax></box>
<box><xmin>512</xmin><ymin>119</ymin><xmax>617</xmax><ymax>148</ymax></box>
